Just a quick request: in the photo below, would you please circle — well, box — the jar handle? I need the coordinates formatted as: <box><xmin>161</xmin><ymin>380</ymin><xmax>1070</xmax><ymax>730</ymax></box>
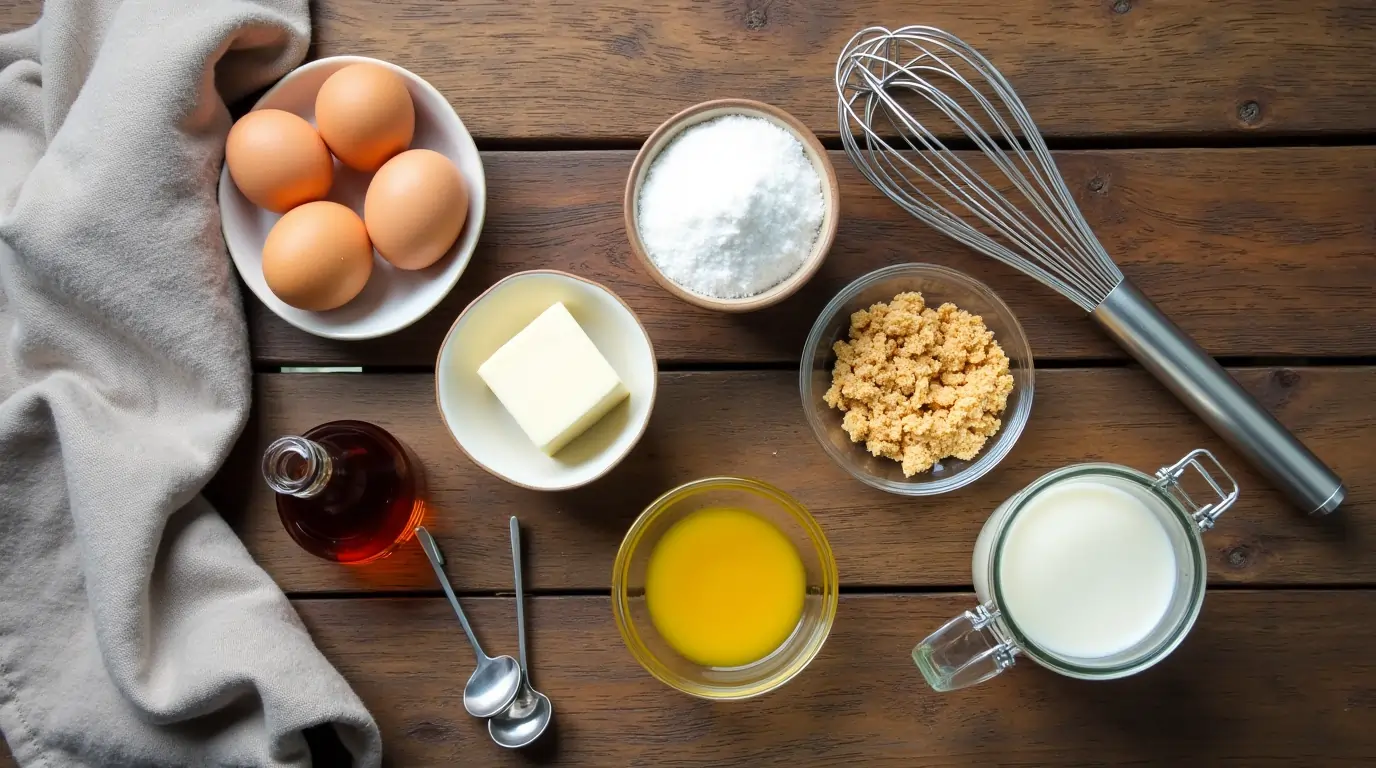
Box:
<box><xmin>912</xmin><ymin>602</ymin><xmax>1018</xmax><ymax>692</ymax></box>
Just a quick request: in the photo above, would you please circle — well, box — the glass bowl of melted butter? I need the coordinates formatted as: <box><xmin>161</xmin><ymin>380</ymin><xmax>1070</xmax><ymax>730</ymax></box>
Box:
<box><xmin>611</xmin><ymin>477</ymin><xmax>838</xmax><ymax>700</ymax></box>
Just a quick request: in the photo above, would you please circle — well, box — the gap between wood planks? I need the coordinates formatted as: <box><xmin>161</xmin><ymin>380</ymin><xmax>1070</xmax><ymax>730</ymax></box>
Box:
<box><xmin>471</xmin><ymin>133</ymin><xmax>1376</xmax><ymax>153</ymax></box>
<box><xmin>263</xmin><ymin>357</ymin><xmax>1376</xmax><ymax>375</ymax></box>
<box><xmin>285</xmin><ymin>583</ymin><xmax>1376</xmax><ymax>601</ymax></box>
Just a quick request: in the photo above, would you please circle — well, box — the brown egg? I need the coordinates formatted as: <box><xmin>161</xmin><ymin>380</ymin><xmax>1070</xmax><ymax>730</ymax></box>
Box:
<box><xmin>225</xmin><ymin>109</ymin><xmax>333</xmax><ymax>213</ymax></box>
<box><xmin>262</xmin><ymin>201</ymin><xmax>374</xmax><ymax>311</ymax></box>
<box><xmin>314</xmin><ymin>64</ymin><xmax>415</xmax><ymax>172</ymax></box>
<box><xmin>363</xmin><ymin>149</ymin><xmax>469</xmax><ymax>270</ymax></box>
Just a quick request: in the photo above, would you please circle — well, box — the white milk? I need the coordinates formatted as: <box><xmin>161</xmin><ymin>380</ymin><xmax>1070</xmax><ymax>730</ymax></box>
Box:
<box><xmin>975</xmin><ymin>479</ymin><xmax>1178</xmax><ymax>660</ymax></box>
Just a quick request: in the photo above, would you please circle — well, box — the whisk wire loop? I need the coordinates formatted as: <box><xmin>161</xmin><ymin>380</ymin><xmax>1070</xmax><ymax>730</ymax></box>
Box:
<box><xmin>836</xmin><ymin>25</ymin><xmax>1122</xmax><ymax>310</ymax></box>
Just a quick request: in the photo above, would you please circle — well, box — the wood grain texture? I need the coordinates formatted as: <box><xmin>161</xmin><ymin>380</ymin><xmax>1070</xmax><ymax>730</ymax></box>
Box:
<box><xmin>297</xmin><ymin>591</ymin><xmax>1376</xmax><ymax>766</ymax></box>
<box><xmin>11</xmin><ymin>1</ymin><xmax>1370</xmax><ymax>141</ymax></box>
<box><xmin>309</xmin><ymin>0</ymin><xmax>1376</xmax><ymax>141</ymax></box>
<box><xmin>0</xmin><ymin>1</ymin><xmax>38</xmax><ymax>32</ymax></box>
<box><xmin>209</xmin><ymin>368</ymin><xmax>1374</xmax><ymax>594</ymax></box>
<box><xmin>246</xmin><ymin>147</ymin><xmax>1376</xmax><ymax>366</ymax></box>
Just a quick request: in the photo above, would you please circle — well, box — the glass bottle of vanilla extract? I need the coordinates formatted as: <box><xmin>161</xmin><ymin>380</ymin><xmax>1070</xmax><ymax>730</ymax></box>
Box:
<box><xmin>261</xmin><ymin>420</ymin><xmax>425</xmax><ymax>564</ymax></box>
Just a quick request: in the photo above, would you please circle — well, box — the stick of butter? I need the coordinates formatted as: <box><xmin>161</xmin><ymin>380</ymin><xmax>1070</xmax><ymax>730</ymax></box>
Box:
<box><xmin>477</xmin><ymin>302</ymin><xmax>630</xmax><ymax>456</ymax></box>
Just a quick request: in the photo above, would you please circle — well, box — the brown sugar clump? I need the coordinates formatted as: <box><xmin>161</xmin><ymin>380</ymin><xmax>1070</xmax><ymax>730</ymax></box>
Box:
<box><xmin>823</xmin><ymin>292</ymin><xmax>1015</xmax><ymax>477</ymax></box>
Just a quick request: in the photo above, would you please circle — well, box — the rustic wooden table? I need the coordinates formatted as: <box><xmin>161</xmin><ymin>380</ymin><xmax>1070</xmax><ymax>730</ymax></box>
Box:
<box><xmin>4</xmin><ymin>0</ymin><xmax>1376</xmax><ymax>765</ymax></box>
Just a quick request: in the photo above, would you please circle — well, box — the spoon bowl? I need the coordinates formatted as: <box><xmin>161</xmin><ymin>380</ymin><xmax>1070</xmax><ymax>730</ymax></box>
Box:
<box><xmin>466</xmin><ymin>655</ymin><xmax>523</xmax><ymax>719</ymax></box>
<box><xmin>488</xmin><ymin>685</ymin><xmax>553</xmax><ymax>748</ymax></box>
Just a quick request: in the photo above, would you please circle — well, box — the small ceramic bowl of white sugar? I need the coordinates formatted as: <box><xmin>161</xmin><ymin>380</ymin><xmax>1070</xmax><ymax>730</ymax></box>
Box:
<box><xmin>624</xmin><ymin>99</ymin><xmax>840</xmax><ymax>313</ymax></box>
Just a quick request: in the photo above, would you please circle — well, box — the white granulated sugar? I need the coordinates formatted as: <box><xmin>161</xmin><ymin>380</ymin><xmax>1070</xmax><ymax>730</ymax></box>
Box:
<box><xmin>636</xmin><ymin>115</ymin><xmax>825</xmax><ymax>299</ymax></box>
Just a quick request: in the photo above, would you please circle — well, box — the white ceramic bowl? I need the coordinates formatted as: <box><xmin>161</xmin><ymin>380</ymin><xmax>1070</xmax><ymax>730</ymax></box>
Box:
<box><xmin>219</xmin><ymin>55</ymin><xmax>486</xmax><ymax>340</ymax></box>
<box><xmin>435</xmin><ymin>271</ymin><xmax>658</xmax><ymax>491</ymax></box>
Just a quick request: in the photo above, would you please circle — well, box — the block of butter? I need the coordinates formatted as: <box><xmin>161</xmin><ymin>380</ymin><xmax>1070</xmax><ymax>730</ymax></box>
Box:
<box><xmin>478</xmin><ymin>302</ymin><xmax>630</xmax><ymax>456</ymax></box>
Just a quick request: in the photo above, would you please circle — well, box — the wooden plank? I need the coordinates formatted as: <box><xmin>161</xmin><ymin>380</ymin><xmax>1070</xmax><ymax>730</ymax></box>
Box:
<box><xmin>10</xmin><ymin>1</ymin><xmax>1375</xmax><ymax>141</ymax></box>
<box><xmin>246</xmin><ymin>147</ymin><xmax>1376</xmax><ymax>367</ymax></box>
<box><xmin>310</xmin><ymin>0</ymin><xmax>1376</xmax><ymax>141</ymax></box>
<box><xmin>296</xmin><ymin>591</ymin><xmax>1376</xmax><ymax>766</ymax></box>
<box><xmin>0</xmin><ymin>1</ymin><xmax>38</xmax><ymax>32</ymax></box>
<box><xmin>211</xmin><ymin>368</ymin><xmax>1375</xmax><ymax>594</ymax></box>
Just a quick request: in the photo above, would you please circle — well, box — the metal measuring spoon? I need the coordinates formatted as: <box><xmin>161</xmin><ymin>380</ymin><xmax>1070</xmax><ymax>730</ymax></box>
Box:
<box><xmin>415</xmin><ymin>527</ymin><xmax>521</xmax><ymax>718</ymax></box>
<box><xmin>488</xmin><ymin>517</ymin><xmax>554</xmax><ymax>748</ymax></box>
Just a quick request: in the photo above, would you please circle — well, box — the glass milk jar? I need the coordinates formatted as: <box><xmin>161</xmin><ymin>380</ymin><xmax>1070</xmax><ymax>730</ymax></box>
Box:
<box><xmin>915</xmin><ymin>449</ymin><xmax>1239</xmax><ymax>691</ymax></box>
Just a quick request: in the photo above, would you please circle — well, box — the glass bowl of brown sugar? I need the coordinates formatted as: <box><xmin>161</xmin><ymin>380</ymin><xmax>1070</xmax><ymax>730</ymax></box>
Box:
<box><xmin>800</xmin><ymin>263</ymin><xmax>1034</xmax><ymax>496</ymax></box>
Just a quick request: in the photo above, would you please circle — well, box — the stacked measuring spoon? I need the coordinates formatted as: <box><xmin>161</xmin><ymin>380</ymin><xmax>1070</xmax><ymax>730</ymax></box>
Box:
<box><xmin>416</xmin><ymin>519</ymin><xmax>554</xmax><ymax>748</ymax></box>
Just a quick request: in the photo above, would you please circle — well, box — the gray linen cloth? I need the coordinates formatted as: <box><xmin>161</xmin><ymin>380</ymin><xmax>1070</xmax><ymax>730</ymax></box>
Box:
<box><xmin>0</xmin><ymin>1</ymin><xmax>382</xmax><ymax>765</ymax></box>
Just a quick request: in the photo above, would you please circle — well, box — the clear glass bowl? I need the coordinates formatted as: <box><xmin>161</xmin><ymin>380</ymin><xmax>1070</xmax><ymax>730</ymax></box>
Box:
<box><xmin>611</xmin><ymin>477</ymin><xmax>839</xmax><ymax>700</ymax></box>
<box><xmin>800</xmin><ymin>263</ymin><xmax>1034</xmax><ymax>496</ymax></box>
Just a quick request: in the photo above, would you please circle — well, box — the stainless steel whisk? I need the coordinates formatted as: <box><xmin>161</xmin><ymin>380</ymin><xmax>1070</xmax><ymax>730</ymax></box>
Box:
<box><xmin>836</xmin><ymin>25</ymin><xmax>1344</xmax><ymax>515</ymax></box>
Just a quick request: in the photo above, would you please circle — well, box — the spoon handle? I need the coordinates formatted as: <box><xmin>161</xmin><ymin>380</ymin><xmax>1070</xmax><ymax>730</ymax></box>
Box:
<box><xmin>416</xmin><ymin>527</ymin><xmax>486</xmax><ymax>664</ymax></box>
<box><xmin>509</xmin><ymin>516</ymin><xmax>529</xmax><ymax>674</ymax></box>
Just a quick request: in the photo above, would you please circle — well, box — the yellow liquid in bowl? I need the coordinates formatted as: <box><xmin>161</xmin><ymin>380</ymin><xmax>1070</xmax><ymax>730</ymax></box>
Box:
<box><xmin>645</xmin><ymin>507</ymin><xmax>806</xmax><ymax>668</ymax></box>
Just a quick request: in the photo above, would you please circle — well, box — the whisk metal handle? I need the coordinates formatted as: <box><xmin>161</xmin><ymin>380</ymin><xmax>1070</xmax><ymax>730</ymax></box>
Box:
<box><xmin>1092</xmin><ymin>280</ymin><xmax>1345</xmax><ymax>516</ymax></box>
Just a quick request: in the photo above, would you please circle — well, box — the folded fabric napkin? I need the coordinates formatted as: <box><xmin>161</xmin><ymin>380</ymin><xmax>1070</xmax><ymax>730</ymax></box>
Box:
<box><xmin>0</xmin><ymin>1</ymin><xmax>381</xmax><ymax>765</ymax></box>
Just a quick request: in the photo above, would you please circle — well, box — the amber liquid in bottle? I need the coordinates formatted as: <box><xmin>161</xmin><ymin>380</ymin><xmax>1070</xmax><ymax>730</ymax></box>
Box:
<box><xmin>262</xmin><ymin>420</ymin><xmax>425</xmax><ymax>564</ymax></box>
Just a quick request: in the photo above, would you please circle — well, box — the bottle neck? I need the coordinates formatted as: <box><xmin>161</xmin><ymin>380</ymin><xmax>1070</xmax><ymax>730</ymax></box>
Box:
<box><xmin>262</xmin><ymin>436</ymin><xmax>333</xmax><ymax>498</ymax></box>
